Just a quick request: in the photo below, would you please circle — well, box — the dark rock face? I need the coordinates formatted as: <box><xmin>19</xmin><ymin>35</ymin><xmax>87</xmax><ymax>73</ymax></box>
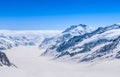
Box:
<box><xmin>0</xmin><ymin>51</ymin><xmax>11</xmax><ymax>66</ymax></box>
<box><xmin>116</xmin><ymin>51</ymin><xmax>120</xmax><ymax>58</ymax></box>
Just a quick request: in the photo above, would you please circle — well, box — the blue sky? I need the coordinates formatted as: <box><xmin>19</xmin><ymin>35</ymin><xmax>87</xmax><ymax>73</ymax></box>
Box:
<box><xmin>0</xmin><ymin>0</ymin><xmax>120</xmax><ymax>30</ymax></box>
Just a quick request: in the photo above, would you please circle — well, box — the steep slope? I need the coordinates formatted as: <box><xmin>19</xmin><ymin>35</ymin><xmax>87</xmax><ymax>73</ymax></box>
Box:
<box><xmin>41</xmin><ymin>24</ymin><xmax>120</xmax><ymax>62</ymax></box>
<box><xmin>40</xmin><ymin>24</ymin><xmax>94</xmax><ymax>56</ymax></box>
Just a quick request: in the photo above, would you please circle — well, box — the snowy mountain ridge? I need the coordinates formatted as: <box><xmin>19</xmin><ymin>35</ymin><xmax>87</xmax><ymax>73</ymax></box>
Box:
<box><xmin>39</xmin><ymin>24</ymin><xmax>95</xmax><ymax>50</ymax></box>
<box><xmin>40</xmin><ymin>24</ymin><xmax>120</xmax><ymax>62</ymax></box>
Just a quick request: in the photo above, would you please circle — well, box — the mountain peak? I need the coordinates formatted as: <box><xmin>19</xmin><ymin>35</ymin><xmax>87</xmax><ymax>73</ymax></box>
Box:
<box><xmin>63</xmin><ymin>24</ymin><xmax>87</xmax><ymax>33</ymax></box>
<box><xmin>78</xmin><ymin>24</ymin><xmax>87</xmax><ymax>28</ymax></box>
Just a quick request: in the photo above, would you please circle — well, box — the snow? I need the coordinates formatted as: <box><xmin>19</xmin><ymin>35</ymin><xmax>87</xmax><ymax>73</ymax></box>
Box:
<box><xmin>74</xmin><ymin>29</ymin><xmax>120</xmax><ymax>48</ymax></box>
<box><xmin>0</xmin><ymin>46</ymin><xmax>120</xmax><ymax>77</ymax></box>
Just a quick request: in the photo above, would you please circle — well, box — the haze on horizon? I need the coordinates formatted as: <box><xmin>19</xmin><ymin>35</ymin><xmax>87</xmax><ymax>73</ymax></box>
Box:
<box><xmin>0</xmin><ymin>0</ymin><xmax>120</xmax><ymax>30</ymax></box>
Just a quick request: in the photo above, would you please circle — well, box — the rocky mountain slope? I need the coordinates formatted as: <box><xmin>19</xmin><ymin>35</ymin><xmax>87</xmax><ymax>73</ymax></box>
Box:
<box><xmin>40</xmin><ymin>24</ymin><xmax>120</xmax><ymax>62</ymax></box>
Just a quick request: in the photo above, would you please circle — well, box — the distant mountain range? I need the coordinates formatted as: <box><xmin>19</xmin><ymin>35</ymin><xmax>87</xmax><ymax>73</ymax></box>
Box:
<box><xmin>0</xmin><ymin>30</ymin><xmax>61</xmax><ymax>50</ymax></box>
<box><xmin>40</xmin><ymin>24</ymin><xmax>120</xmax><ymax>62</ymax></box>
